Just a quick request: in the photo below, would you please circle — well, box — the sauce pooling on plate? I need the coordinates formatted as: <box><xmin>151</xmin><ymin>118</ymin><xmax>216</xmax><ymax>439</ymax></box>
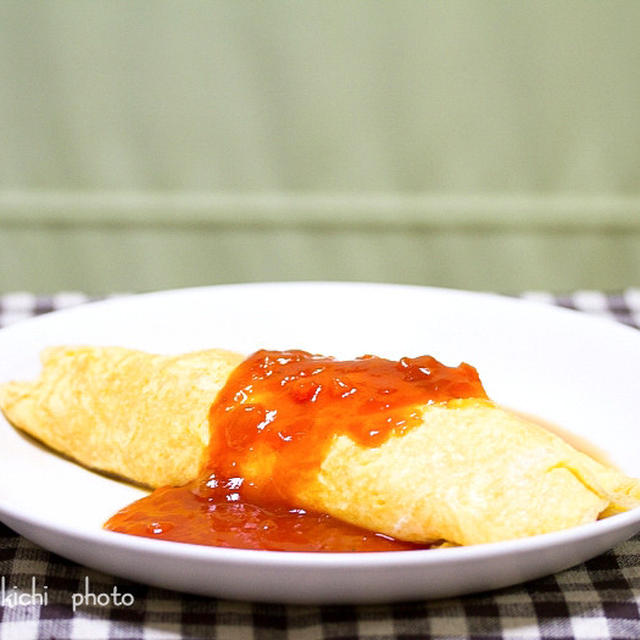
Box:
<box><xmin>105</xmin><ymin>349</ymin><xmax>487</xmax><ymax>551</ymax></box>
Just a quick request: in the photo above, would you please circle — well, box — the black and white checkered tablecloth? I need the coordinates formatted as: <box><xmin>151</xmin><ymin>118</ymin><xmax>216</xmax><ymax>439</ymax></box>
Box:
<box><xmin>1</xmin><ymin>290</ymin><xmax>639</xmax><ymax>640</ymax></box>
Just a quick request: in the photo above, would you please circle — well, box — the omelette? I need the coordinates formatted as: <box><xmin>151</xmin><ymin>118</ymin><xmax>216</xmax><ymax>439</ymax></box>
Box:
<box><xmin>0</xmin><ymin>345</ymin><xmax>639</xmax><ymax>548</ymax></box>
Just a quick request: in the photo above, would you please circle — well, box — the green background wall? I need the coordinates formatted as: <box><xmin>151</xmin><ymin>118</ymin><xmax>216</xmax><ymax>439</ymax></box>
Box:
<box><xmin>2</xmin><ymin>1</ymin><xmax>639</xmax><ymax>293</ymax></box>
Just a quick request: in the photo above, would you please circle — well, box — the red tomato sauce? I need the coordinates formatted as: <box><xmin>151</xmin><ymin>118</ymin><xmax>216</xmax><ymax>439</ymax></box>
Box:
<box><xmin>105</xmin><ymin>350</ymin><xmax>487</xmax><ymax>551</ymax></box>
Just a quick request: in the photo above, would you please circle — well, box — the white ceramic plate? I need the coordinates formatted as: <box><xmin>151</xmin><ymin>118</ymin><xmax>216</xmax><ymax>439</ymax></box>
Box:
<box><xmin>1</xmin><ymin>282</ymin><xmax>639</xmax><ymax>604</ymax></box>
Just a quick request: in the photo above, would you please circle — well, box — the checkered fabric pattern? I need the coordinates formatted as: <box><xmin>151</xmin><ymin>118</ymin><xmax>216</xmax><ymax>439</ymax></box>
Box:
<box><xmin>1</xmin><ymin>290</ymin><xmax>639</xmax><ymax>640</ymax></box>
